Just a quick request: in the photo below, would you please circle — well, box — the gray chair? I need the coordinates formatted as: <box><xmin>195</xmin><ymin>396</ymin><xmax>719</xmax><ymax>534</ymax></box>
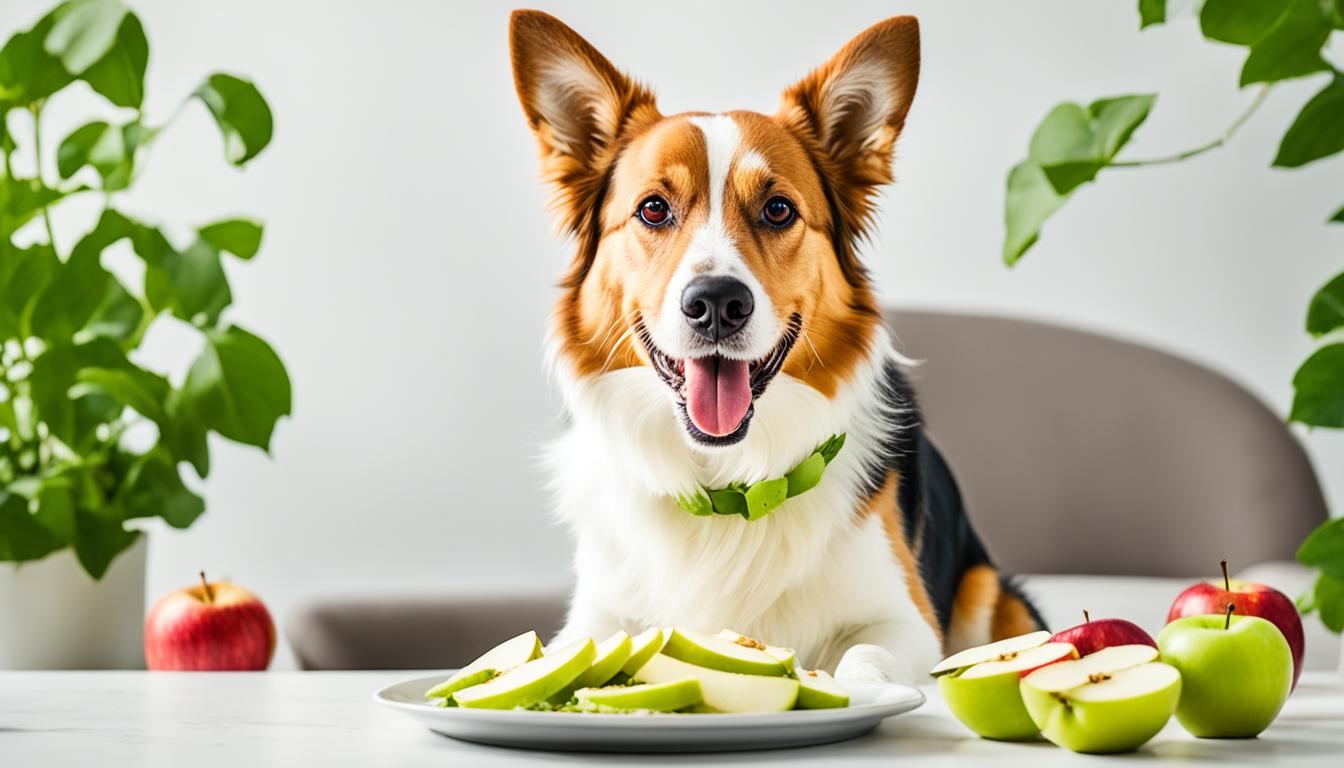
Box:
<box><xmin>286</xmin><ymin>310</ymin><xmax>1329</xmax><ymax>670</ymax></box>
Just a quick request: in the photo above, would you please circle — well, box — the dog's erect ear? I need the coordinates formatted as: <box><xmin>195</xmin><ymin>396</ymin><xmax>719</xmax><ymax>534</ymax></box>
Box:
<box><xmin>778</xmin><ymin>16</ymin><xmax>919</xmax><ymax>237</ymax></box>
<box><xmin>510</xmin><ymin>10</ymin><xmax>659</xmax><ymax>235</ymax></box>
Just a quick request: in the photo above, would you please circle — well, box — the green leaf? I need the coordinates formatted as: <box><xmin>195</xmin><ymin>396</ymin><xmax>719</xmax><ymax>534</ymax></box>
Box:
<box><xmin>1030</xmin><ymin>96</ymin><xmax>1156</xmax><ymax>194</ymax></box>
<box><xmin>146</xmin><ymin>239</ymin><xmax>231</xmax><ymax>326</ymax></box>
<box><xmin>161</xmin><ymin>392</ymin><xmax>210</xmax><ymax>477</ymax></box>
<box><xmin>56</xmin><ymin>119</ymin><xmax>143</xmax><ymax>190</ymax></box>
<box><xmin>1307</xmin><ymin>272</ymin><xmax>1344</xmax><ymax>337</ymax></box>
<box><xmin>73</xmin><ymin>365</ymin><xmax>168</xmax><ymax>423</ymax></box>
<box><xmin>1200</xmin><ymin>0</ymin><xmax>1287</xmax><ymax>44</ymax></box>
<box><xmin>819</xmin><ymin>433</ymin><xmax>847</xmax><ymax>464</ymax></box>
<box><xmin>675</xmin><ymin>489</ymin><xmax>713</xmax><ymax>516</ymax></box>
<box><xmin>29</xmin><ymin>223</ymin><xmax>118</xmax><ymax>342</ymax></box>
<box><xmin>0</xmin><ymin>175</ymin><xmax>65</xmax><ymax>239</ymax></box>
<box><xmin>120</xmin><ymin>449</ymin><xmax>203</xmax><ymax>528</ymax></box>
<box><xmin>1331</xmin><ymin>204</ymin><xmax>1344</xmax><ymax>223</ymax></box>
<box><xmin>32</xmin><ymin>476</ymin><xmax>76</xmax><ymax>542</ymax></box>
<box><xmin>195</xmin><ymin>73</ymin><xmax>273</xmax><ymax>166</ymax></box>
<box><xmin>79</xmin><ymin>12</ymin><xmax>146</xmax><ymax>109</ymax></box>
<box><xmin>72</xmin><ymin>509</ymin><xmax>137</xmax><ymax>579</ymax></box>
<box><xmin>0</xmin><ymin>490</ymin><xmax>60</xmax><ymax>562</ymax></box>
<box><xmin>28</xmin><ymin>343</ymin><xmax>78</xmax><ymax>444</ymax></box>
<box><xmin>1290</xmin><ymin>343</ymin><xmax>1344</xmax><ymax>426</ymax></box>
<box><xmin>1298</xmin><ymin>518</ymin><xmax>1344</xmax><ymax>580</ymax></box>
<box><xmin>82</xmin><ymin>274</ymin><xmax>143</xmax><ymax>343</ymax></box>
<box><xmin>0</xmin><ymin>15</ymin><xmax>75</xmax><ymax>107</ymax></box>
<box><xmin>1139</xmin><ymin>0</ymin><xmax>1166</xmax><ymax>28</ymax></box>
<box><xmin>785</xmin><ymin>452</ymin><xmax>826</xmax><ymax>497</ymax></box>
<box><xmin>43</xmin><ymin>0</ymin><xmax>128</xmax><ymax>75</ymax></box>
<box><xmin>707</xmin><ymin>488</ymin><xmax>747</xmax><ymax>519</ymax></box>
<box><xmin>1004</xmin><ymin>160</ymin><xmax>1068</xmax><ymax>265</ymax></box>
<box><xmin>744</xmin><ymin>477</ymin><xmax>788</xmax><ymax>521</ymax></box>
<box><xmin>1238</xmin><ymin>0</ymin><xmax>1332</xmax><ymax>86</ymax></box>
<box><xmin>1275</xmin><ymin>76</ymin><xmax>1344</xmax><ymax>168</ymax></box>
<box><xmin>1314</xmin><ymin>573</ymin><xmax>1344</xmax><ymax>632</ymax></box>
<box><xmin>198</xmin><ymin>218</ymin><xmax>263</xmax><ymax>260</ymax></box>
<box><xmin>181</xmin><ymin>325</ymin><xmax>291</xmax><ymax>450</ymax></box>
<box><xmin>0</xmin><ymin>241</ymin><xmax>58</xmax><ymax>339</ymax></box>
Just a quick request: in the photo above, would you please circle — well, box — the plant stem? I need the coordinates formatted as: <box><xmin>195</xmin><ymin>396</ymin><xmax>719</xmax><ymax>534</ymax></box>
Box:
<box><xmin>1110</xmin><ymin>86</ymin><xmax>1270</xmax><ymax>169</ymax></box>
<box><xmin>199</xmin><ymin>571</ymin><xmax>213</xmax><ymax>603</ymax></box>
<box><xmin>1224</xmin><ymin>602</ymin><xmax>1235</xmax><ymax>630</ymax></box>
<box><xmin>1083</xmin><ymin>609</ymin><xmax>1091</xmax><ymax>623</ymax></box>
<box><xmin>30</xmin><ymin>105</ymin><xmax>58</xmax><ymax>254</ymax></box>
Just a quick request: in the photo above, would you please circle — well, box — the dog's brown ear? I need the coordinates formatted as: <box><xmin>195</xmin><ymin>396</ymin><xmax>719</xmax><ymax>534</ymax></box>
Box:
<box><xmin>778</xmin><ymin>17</ymin><xmax>919</xmax><ymax>238</ymax></box>
<box><xmin>510</xmin><ymin>10</ymin><xmax>659</xmax><ymax>235</ymax></box>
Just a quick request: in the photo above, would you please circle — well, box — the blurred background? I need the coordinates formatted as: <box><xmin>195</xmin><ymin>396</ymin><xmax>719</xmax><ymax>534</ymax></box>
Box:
<box><xmin>3</xmin><ymin>0</ymin><xmax>1340</xmax><ymax>668</ymax></box>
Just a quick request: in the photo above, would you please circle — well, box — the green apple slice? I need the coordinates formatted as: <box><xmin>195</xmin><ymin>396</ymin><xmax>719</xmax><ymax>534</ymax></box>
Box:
<box><xmin>795</xmin><ymin>668</ymin><xmax>850</xmax><ymax>709</ymax></box>
<box><xmin>662</xmin><ymin>627</ymin><xmax>788</xmax><ymax>676</ymax></box>
<box><xmin>453</xmin><ymin>638</ymin><xmax>596</xmax><ymax>709</ymax></box>
<box><xmin>957</xmin><ymin>642</ymin><xmax>1079</xmax><ymax>679</ymax></box>
<box><xmin>634</xmin><ymin>653</ymin><xmax>799</xmax><ymax>712</ymax></box>
<box><xmin>576</xmin><ymin>678</ymin><xmax>703</xmax><ymax>711</ymax></box>
<box><xmin>716</xmin><ymin>629</ymin><xmax>798</xmax><ymax>671</ymax></box>
<box><xmin>425</xmin><ymin>630</ymin><xmax>542</xmax><ymax>699</ymax></box>
<box><xmin>573</xmin><ymin>631</ymin><xmax>633</xmax><ymax>689</ymax></box>
<box><xmin>935</xmin><ymin>637</ymin><xmax>1078</xmax><ymax>741</ymax></box>
<box><xmin>620</xmin><ymin>627</ymin><xmax>666</xmax><ymax>675</ymax></box>
<box><xmin>1021</xmin><ymin>661</ymin><xmax>1181</xmax><ymax>753</ymax></box>
<box><xmin>1022</xmin><ymin>644</ymin><xmax>1159</xmax><ymax>692</ymax></box>
<box><xmin>930</xmin><ymin>630</ymin><xmax>1052</xmax><ymax>676</ymax></box>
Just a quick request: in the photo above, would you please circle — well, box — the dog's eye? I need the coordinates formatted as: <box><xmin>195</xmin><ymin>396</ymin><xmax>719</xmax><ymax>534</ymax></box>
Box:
<box><xmin>637</xmin><ymin>196</ymin><xmax>672</xmax><ymax>227</ymax></box>
<box><xmin>762</xmin><ymin>196</ymin><xmax>796</xmax><ymax>228</ymax></box>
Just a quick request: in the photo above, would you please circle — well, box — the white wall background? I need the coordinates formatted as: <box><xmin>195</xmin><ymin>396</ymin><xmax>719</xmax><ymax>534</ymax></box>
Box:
<box><xmin>4</xmin><ymin>0</ymin><xmax>1341</xmax><ymax>668</ymax></box>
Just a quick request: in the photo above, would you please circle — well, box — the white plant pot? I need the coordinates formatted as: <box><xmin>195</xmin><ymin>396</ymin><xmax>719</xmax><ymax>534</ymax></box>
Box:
<box><xmin>0</xmin><ymin>535</ymin><xmax>146</xmax><ymax>669</ymax></box>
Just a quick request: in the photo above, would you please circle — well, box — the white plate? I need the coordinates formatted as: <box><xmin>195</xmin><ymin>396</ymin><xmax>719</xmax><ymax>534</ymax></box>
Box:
<box><xmin>375</xmin><ymin>673</ymin><xmax>925</xmax><ymax>753</ymax></box>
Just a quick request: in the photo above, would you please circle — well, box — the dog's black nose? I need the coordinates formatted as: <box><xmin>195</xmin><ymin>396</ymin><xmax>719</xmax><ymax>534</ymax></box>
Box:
<box><xmin>681</xmin><ymin>275</ymin><xmax>754</xmax><ymax>342</ymax></box>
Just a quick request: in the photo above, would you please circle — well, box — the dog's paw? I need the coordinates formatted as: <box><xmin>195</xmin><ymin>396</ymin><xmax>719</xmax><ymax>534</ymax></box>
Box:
<box><xmin>834</xmin><ymin>643</ymin><xmax>906</xmax><ymax>684</ymax></box>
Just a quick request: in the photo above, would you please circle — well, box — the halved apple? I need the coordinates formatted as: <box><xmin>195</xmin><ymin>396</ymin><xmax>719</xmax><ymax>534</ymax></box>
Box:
<box><xmin>576</xmin><ymin>678</ymin><xmax>703</xmax><ymax>712</ymax></box>
<box><xmin>795</xmin><ymin>668</ymin><xmax>850</xmax><ymax>709</ymax></box>
<box><xmin>1021</xmin><ymin>645</ymin><xmax>1181</xmax><ymax>754</ymax></box>
<box><xmin>621</xmin><ymin>627</ymin><xmax>666</xmax><ymax>676</ymax></box>
<box><xmin>452</xmin><ymin>638</ymin><xmax>596</xmax><ymax>709</ymax></box>
<box><xmin>635</xmin><ymin>653</ymin><xmax>799</xmax><ymax>713</ymax></box>
<box><xmin>716</xmin><ymin>629</ymin><xmax>798</xmax><ymax>672</ymax></box>
<box><xmin>424</xmin><ymin>630</ymin><xmax>542</xmax><ymax>700</ymax></box>
<box><xmin>662</xmin><ymin>627</ymin><xmax>789</xmax><ymax>676</ymax></box>
<box><xmin>932</xmin><ymin>631</ymin><xmax>1078</xmax><ymax>741</ymax></box>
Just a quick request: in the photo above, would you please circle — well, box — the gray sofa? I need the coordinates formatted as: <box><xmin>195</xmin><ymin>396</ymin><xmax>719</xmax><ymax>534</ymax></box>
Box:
<box><xmin>288</xmin><ymin>311</ymin><xmax>1336</xmax><ymax>671</ymax></box>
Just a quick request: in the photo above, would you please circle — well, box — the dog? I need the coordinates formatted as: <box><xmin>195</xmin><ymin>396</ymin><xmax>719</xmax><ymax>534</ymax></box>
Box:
<box><xmin>508</xmin><ymin>10</ymin><xmax>1045</xmax><ymax>684</ymax></box>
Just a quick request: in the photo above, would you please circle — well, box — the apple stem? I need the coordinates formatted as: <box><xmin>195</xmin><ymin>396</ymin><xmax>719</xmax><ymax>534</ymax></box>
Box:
<box><xmin>1224</xmin><ymin>602</ymin><xmax>1235</xmax><ymax>630</ymax></box>
<box><xmin>199</xmin><ymin>571</ymin><xmax>213</xmax><ymax>604</ymax></box>
<box><xmin>1083</xmin><ymin>609</ymin><xmax>1090</xmax><ymax>623</ymax></box>
<box><xmin>1220</xmin><ymin>559</ymin><xmax>1230</xmax><ymax>592</ymax></box>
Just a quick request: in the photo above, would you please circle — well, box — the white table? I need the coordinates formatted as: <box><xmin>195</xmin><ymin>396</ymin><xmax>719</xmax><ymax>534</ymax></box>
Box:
<box><xmin>1</xmin><ymin>671</ymin><xmax>1341</xmax><ymax>766</ymax></box>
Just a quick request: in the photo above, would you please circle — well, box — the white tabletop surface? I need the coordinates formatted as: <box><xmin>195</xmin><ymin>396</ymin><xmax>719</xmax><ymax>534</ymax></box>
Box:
<box><xmin>1</xmin><ymin>671</ymin><xmax>1341</xmax><ymax>766</ymax></box>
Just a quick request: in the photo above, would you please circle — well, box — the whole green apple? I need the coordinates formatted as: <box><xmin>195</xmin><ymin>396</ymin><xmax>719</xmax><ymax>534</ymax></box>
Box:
<box><xmin>1157</xmin><ymin>612</ymin><xmax>1292</xmax><ymax>738</ymax></box>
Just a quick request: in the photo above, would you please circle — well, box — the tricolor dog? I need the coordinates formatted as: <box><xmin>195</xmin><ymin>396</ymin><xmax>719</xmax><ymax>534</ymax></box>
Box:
<box><xmin>509</xmin><ymin>10</ymin><xmax>1044</xmax><ymax>683</ymax></box>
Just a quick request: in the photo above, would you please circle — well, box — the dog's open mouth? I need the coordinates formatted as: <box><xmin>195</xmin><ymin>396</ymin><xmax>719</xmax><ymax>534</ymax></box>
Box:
<box><xmin>638</xmin><ymin>313</ymin><xmax>802</xmax><ymax>445</ymax></box>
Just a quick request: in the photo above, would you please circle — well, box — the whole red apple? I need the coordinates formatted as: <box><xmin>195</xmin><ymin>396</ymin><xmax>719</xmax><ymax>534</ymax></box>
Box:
<box><xmin>1167</xmin><ymin>559</ymin><xmax>1304</xmax><ymax>689</ymax></box>
<box><xmin>1048</xmin><ymin>610</ymin><xmax>1156</xmax><ymax>657</ymax></box>
<box><xmin>145</xmin><ymin>572</ymin><xmax>275</xmax><ymax>671</ymax></box>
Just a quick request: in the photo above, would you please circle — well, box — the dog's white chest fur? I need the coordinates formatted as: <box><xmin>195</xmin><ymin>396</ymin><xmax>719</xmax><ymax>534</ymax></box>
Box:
<box><xmin>546</xmin><ymin>330</ymin><xmax>943</xmax><ymax>681</ymax></box>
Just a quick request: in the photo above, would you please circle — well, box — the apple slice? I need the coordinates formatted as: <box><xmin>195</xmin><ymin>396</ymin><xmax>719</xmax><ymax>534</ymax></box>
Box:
<box><xmin>620</xmin><ymin>627</ymin><xmax>666</xmax><ymax>676</ymax></box>
<box><xmin>662</xmin><ymin>627</ymin><xmax>789</xmax><ymax>676</ymax></box>
<box><xmin>933</xmin><ymin>632</ymin><xmax>1078</xmax><ymax>741</ymax></box>
<box><xmin>929</xmin><ymin>630</ymin><xmax>1052</xmax><ymax>676</ymax></box>
<box><xmin>634</xmin><ymin>653</ymin><xmax>799</xmax><ymax>713</ymax></box>
<box><xmin>572</xmin><ymin>631</ymin><xmax>633</xmax><ymax>689</ymax></box>
<box><xmin>716</xmin><ymin>629</ymin><xmax>798</xmax><ymax>671</ymax></box>
<box><xmin>1021</xmin><ymin>652</ymin><xmax>1181</xmax><ymax>753</ymax></box>
<box><xmin>425</xmin><ymin>630</ymin><xmax>542</xmax><ymax>699</ymax></box>
<box><xmin>576</xmin><ymin>678</ymin><xmax>703</xmax><ymax>712</ymax></box>
<box><xmin>795</xmin><ymin>668</ymin><xmax>850</xmax><ymax>709</ymax></box>
<box><xmin>453</xmin><ymin>638</ymin><xmax>596</xmax><ymax>709</ymax></box>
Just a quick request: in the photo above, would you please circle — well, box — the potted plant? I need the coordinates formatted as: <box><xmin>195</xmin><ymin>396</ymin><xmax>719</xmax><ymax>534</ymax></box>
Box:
<box><xmin>1000</xmin><ymin>1</ymin><xmax>1343</xmax><ymax>643</ymax></box>
<box><xmin>0</xmin><ymin>0</ymin><xmax>290</xmax><ymax>668</ymax></box>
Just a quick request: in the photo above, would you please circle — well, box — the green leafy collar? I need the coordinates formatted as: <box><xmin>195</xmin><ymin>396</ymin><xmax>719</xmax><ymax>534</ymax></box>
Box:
<box><xmin>672</xmin><ymin>434</ymin><xmax>846</xmax><ymax>521</ymax></box>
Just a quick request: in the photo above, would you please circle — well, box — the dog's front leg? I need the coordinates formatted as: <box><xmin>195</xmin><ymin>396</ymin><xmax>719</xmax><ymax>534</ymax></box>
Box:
<box><xmin>833</xmin><ymin>618</ymin><xmax>942</xmax><ymax>686</ymax></box>
<box><xmin>548</xmin><ymin>585</ymin><xmax>622</xmax><ymax>648</ymax></box>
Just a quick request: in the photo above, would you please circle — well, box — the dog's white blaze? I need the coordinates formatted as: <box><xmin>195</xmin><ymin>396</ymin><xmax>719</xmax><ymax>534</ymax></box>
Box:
<box><xmin>651</xmin><ymin>114</ymin><xmax>780</xmax><ymax>362</ymax></box>
<box><xmin>544</xmin><ymin>326</ymin><xmax>944</xmax><ymax>682</ymax></box>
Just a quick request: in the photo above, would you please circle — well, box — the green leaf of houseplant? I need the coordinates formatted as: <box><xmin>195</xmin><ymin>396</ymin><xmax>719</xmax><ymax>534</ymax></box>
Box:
<box><xmin>145</xmin><ymin>239</ymin><xmax>232</xmax><ymax>326</ymax></box>
<box><xmin>82</xmin><ymin>274</ymin><xmax>143</xmax><ymax>343</ymax></box>
<box><xmin>1003</xmin><ymin>160</ymin><xmax>1067</xmax><ymax>264</ymax></box>
<box><xmin>72</xmin><ymin>509</ymin><xmax>137</xmax><ymax>579</ymax></box>
<box><xmin>1332</xmin><ymin>204</ymin><xmax>1344</xmax><ymax>223</ymax></box>
<box><xmin>0</xmin><ymin>241</ymin><xmax>57</xmax><ymax>339</ymax></box>
<box><xmin>1314</xmin><ymin>573</ymin><xmax>1344</xmax><ymax>632</ymax></box>
<box><xmin>0</xmin><ymin>175</ymin><xmax>66</xmax><ymax>239</ymax></box>
<box><xmin>79</xmin><ymin>11</ymin><xmax>147</xmax><ymax>109</ymax></box>
<box><xmin>1290</xmin><ymin>343</ymin><xmax>1344</xmax><ymax>426</ymax></box>
<box><xmin>181</xmin><ymin>325</ymin><xmax>291</xmax><ymax>450</ymax></box>
<box><xmin>1306</xmin><ymin>272</ymin><xmax>1344</xmax><ymax>337</ymax></box>
<box><xmin>198</xmin><ymin>218</ymin><xmax>263</xmax><ymax>260</ymax></box>
<box><xmin>1298</xmin><ymin>517</ymin><xmax>1344</xmax><ymax>580</ymax></box>
<box><xmin>0</xmin><ymin>490</ymin><xmax>61</xmax><ymax>561</ymax></box>
<box><xmin>72</xmin><ymin>365</ymin><xmax>168</xmax><ymax>424</ymax></box>
<box><xmin>120</xmin><ymin>449</ymin><xmax>203</xmax><ymax>528</ymax></box>
<box><xmin>161</xmin><ymin>392</ymin><xmax>210</xmax><ymax>477</ymax></box>
<box><xmin>1274</xmin><ymin>76</ymin><xmax>1344</xmax><ymax>168</ymax></box>
<box><xmin>29</xmin><ymin>219</ymin><xmax>123</xmax><ymax>341</ymax></box>
<box><xmin>195</xmin><ymin>73</ymin><xmax>273</xmax><ymax>166</ymax></box>
<box><xmin>1238</xmin><ymin>0</ymin><xmax>1332</xmax><ymax>86</ymax></box>
<box><xmin>1029</xmin><ymin>103</ymin><xmax>1100</xmax><ymax>194</ymax></box>
<box><xmin>43</xmin><ymin>0</ymin><xmax>128</xmax><ymax>75</ymax></box>
<box><xmin>1139</xmin><ymin>0</ymin><xmax>1166</xmax><ymax>28</ymax></box>
<box><xmin>56</xmin><ymin>119</ymin><xmax>144</xmax><ymax>190</ymax></box>
<box><xmin>0</xmin><ymin>14</ymin><xmax>74</xmax><ymax>107</ymax></box>
<box><xmin>1200</xmin><ymin>0</ymin><xmax>1287</xmax><ymax>44</ymax></box>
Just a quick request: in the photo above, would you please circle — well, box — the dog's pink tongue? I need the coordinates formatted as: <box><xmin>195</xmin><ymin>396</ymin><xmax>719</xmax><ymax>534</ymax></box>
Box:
<box><xmin>685</xmin><ymin>356</ymin><xmax>752</xmax><ymax>437</ymax></box>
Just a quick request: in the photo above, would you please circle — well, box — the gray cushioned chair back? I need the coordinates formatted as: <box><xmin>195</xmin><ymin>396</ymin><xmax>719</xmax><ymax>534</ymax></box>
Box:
<box><xmin>887</xmin><ymin>310</ymin><xmax>1327</xmax><ymax>577</ymax></box>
